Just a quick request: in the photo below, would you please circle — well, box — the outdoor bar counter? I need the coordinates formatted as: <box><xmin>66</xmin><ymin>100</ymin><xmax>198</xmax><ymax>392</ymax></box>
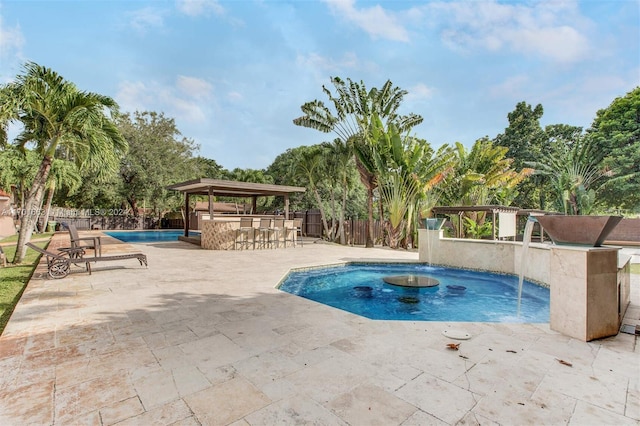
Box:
<box><xmin>200</xmin><ymin>216</ymin><xmax>293</xmax><ymax>250</ymax></box>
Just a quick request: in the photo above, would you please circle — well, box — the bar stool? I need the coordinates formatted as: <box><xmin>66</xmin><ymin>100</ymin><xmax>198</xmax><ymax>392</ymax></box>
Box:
<box><xmin>234</xmin><ymin>217</ymin><xmax>255</xmax><ymax>250</ymax></box>
<box><xmin>270</xmin><ymin>218</ymin><xmax>285</xmax><ymax>248</ymax></box>
<box><xmin>255</xmin><ymin>218</ymin><xmax>272</xmax><ymax>249</ymax></box>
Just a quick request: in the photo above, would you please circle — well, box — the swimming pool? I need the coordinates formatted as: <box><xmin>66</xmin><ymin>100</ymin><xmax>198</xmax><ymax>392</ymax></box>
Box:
<box><xmin>105</xmin><ymin>230</ymin><xmax>199</xmax><ymax>243</ymax></box>
<box><xmin>278</xmin><ymin>263</ymin><xmax>550</xmax><ymax>323</ymax></box>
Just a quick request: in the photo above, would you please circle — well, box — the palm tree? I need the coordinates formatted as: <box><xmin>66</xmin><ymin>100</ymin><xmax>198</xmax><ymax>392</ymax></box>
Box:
<box><xmin>293</xmin><ymin>146</ymin><xmax>332</xmax><ymax>239</ymax></box>
<box><xmin>527</xmin><ymin>138</ymin><xmax>611</xmax><ymax>215</ymax></box>
<box><xmin>0</xmin><ymin>146</ymin><xmax>39</xmax><ymax>210</ymax></box>
<box><xmin>38</xmin><ymin>159</ymin><xmax>82</xmax><ymax>232</ymax></box>
<box><xmin>440</xmin><ymin>138</ymin><xmax>533</xmax><ymax>237</ymax></box>
<box><xmin>294</xmin><ymin>77</ymin><xmax>422</xmax><ymax>247</ymax></box>
<box><xmin>0</xmin><ymin>62</ymin><xmax>127</xmax><ymax>263</ymax></box>
<box><xmin>321</xmin><ymin>139</ymin><xmax>354</xmax><ymax>244</ymax></box>
<box><xmin>368</xmin><ymin>114</ymin><xmax>454</xmax><ymax>248</ymax></box>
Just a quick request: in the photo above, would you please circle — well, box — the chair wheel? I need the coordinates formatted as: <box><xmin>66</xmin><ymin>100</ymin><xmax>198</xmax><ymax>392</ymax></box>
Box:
<box><xmin>49</xmin><ymin>259</ymin><xmax>70</xmax><ymax>279</ymax></box>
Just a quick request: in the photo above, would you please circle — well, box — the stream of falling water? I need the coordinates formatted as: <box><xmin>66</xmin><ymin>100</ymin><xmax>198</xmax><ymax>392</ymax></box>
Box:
<box><xmin>517</xmin><ymin>216</ymin><xmax>537</xmax><ymax>316</ymax></box>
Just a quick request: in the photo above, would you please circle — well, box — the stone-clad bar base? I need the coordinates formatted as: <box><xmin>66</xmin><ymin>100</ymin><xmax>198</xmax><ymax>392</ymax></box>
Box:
<box><xmin>418</xmin><ymin>229</ymin><xmax>630</xmax><ymax>341</ymax></box>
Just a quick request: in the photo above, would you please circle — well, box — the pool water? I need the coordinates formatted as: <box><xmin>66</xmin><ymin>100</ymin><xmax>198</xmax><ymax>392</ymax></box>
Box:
<box><xmin>278</xmin><ymin>263</ymin><xmax>550</xmax><ymax>323</ymax></box>
<box><xmin>105</xmin><ymin>230</ymin><xmax>199</xmax><ymax>243</ymax></box>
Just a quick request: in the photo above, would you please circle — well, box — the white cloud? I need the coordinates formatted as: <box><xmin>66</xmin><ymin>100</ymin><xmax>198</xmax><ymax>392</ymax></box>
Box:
<box><xmin>176</xmin><ymin>0</ymin><xmax>224</xmax><ymax>17</ymax></box>
<box><xmin>424</xmin><ymin>0</ymin><xmax>591</xmax><ymax>64</ymax></box>
<box><xmin>176</xmin><ymin>75</ymin><xmax>213</xmax><ymax>99</ymax></box>
<box><xmin>406</xmin><ymin>83</ymin><xmax>434</xmax><ymax>102</ymax></box>
<box><xmin>227</xmin><ymin>91</ymin><xmax>243</xmax><ymax>102</ymax></box>
<box><xmin>0</xmin><ymin>16</ymin><xmax>24</xmax><ymax>62</ymax></box>
<box><xmin>116</xmin><ymin>78</ymin><xmax>210</xmax><ymax>124</ymax></box>
<box><xmin>296</xmin><ymin>52</ymin><xmax>358</xmax><ymax>72</ymax></box>
<box><xmin>323</xmin><ymin>0</ymin><xmax>409</xmax><ymax>42</ymax></box>
<box><xmin>127</xmin><ymin>7</ymin><xmax>165</xmax><ymax>33</ymax></box>
<box><xmin>488</xmin><ymin>75</ymin><xmax>531</xmax><ymax>99</ymax></box>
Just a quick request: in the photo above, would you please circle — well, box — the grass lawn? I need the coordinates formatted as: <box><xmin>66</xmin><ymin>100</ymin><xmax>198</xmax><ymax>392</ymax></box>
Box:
<box><xmin>632</xmin><ymin>263</ymin><xmax>640</xmax><ymax>275</ymax></box>
<box><xmin>0</xmin><ymin>237</ymin><xmax>50</xmax><ymax>334</ymax></box>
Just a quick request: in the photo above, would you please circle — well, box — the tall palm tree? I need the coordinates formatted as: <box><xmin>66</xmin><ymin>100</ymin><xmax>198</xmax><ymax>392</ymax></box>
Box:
<box><xmin>293</xmin><ymin>146</ymin><xmax>332</xmax><ymax>239</ymax></box>
<box><xmin>527</xmin><ymin>138</ymin><xmax>611</xmax><ymax>215</ymax></box>
<box><xmin>440</xmin><ymin>139</ymin><xmax>533</xmax><ymax>237</ymax></box>
<box><xmin>369</xmin><ymin>114</ymin><xmax>454</xmax><ymax>248</ymax></box>
<box><xmin>38</xmin><ymin>158</ymin><xmax>82</xmax><ymax>232</ymax></box>
<box><xmin>321</xmin><ymin>139</ymin><xmax>354</xmax><ymax>244</ymax></box>
<box><xmin>0</xmin><ymin>62</ymin><xmax>127</xmax><ymax>263</ymax></box>
<box><xmin>294</xmin><ymin>77</ymin><xmax>422</xmax><ymax>247</ymax></box>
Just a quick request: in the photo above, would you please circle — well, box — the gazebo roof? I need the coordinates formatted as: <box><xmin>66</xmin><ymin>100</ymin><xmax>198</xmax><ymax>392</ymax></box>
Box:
<box><xmin>167</xmin><ymin>178</ymin><xmax>306</xmax><ymax>198</ymax></box>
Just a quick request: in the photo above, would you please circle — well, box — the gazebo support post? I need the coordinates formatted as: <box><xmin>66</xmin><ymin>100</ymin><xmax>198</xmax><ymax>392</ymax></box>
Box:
<box><xmin>208</xmin><ymin>187</ymin><xmax>214</xmax><ymax>218</ymax></box>
<box><xmin>184</xmin><ymin>192</ymin><xmax>190</xmax><ymax>237</ymax></box>
<box><xmin>284</xmin><ymin>195</ymin><xmax>290</xmax><ymax>218</ymax></box>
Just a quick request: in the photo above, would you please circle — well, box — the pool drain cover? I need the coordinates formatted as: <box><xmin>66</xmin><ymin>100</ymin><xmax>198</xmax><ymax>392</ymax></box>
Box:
<box><xmin>398</xmin><ymin>296</ymin><xmax>420</xmax><ymax>304</ymax></box>
<box><xmin>442</xmin><ymin>329</ymin><xmax>472</xmax><ymax>340</ymax></box>
<box><xmin>383</xmin><ymin>275</ymin><xmax>439</xmax><ymax>288</ymax></box>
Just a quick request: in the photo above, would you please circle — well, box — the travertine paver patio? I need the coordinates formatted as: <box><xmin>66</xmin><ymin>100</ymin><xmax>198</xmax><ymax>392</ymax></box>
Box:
<box><xmin>0</xmin><ymin>232</ymin><xmax>638</xmax><ymax>425</ymax></box>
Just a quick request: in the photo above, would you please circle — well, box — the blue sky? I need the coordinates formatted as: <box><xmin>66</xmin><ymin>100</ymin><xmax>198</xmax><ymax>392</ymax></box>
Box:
<box><xmin>1</xmin><ymin>0</ymin><xmax>638</xmax><ymax>170</ymax></box>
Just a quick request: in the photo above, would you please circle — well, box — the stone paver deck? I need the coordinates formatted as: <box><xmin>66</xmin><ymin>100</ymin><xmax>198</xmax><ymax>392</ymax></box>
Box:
<box><xmin>0</xmin><ymin>232</ymin><xmax>638</xmax><ymax>425</ymax></box>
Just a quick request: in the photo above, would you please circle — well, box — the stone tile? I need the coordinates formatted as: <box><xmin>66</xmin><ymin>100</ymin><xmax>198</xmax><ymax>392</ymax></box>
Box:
<box><xmin>395</xmin><ymin>373</ymin><xmax>477</xmax><ymax>424</ymax></box>
<box><xmin>327</xmin><ymin>383</ymin><xmax>417</xmax><ymax>425</ymax></box>
<box><xmin>142</xmin><ymin>324</ymin><xmax>199</xmax><ymax>349</ymax></box>
<box><xmin>233</xmin><ymin>350</ymin><xmax>302</xmax><ymax>388</ymax></box>
<box><xmin>55</xmin><ymin>344</ymin><xmax>156</xmax><ymax>389</ymax></box>
<box><xmin>400</xmin><ymin>410</ymin><xmax>449</xmax><ymax>425</ymax></box>
<box><xmin>0</xmin><ymin>379</ymin><xmax>54</xmax><ymax>425</ymax></box>
<box><xmin>0</xmin><ymin>356</ymin><xmax>21</xmax><ymax>390</ymax></box>
<box><xmin>99</xmin><ymin>396</ymin><xmax>145</xmax><ymax>425</ymax></box>
<box><xmin>473</xmin><ymin>385</ymin><xmax>575</xmax><ymax>424</ymax></box>
<box><xmin>535</xmin><ymin>368</ymin><xmax>628</xmax><ymax>415</ymax></box>
<box><xmin>196</xmin><ymin>362</ymin><xmax>237</xmax><ymax>385</ymax></box>
<box><xmin>451</xmin><ymin>357</ymin><xmax>545</xmax><ymax>397</ymax></box>
<box><xmin>184</xmin><ymin>377</ymin><xmax>271</xmax><ymax>426</ymax></box>
<box><xmin>258</xmin><ymin>378</ymin><xmax>298</xmax><ymax>401</ymax></box>
<box><xmin>285</xmin><ymin>353</ymin><xmax>372</xmax><ymax>404</ymax></box>
<box><xmin>627</xmin><ymin>375</ymin><xmax>640</xmax><ymax>420</ymax></box>
<box><xmin>116</xmin><ymin>399</ymin><xmax>194</xmax><ymax>426</ymax></box>
<box><xmin>245</xmin><ymin>395</ymin><xmax>346</xmax><ymax>425</ymax></box>
<box><xmin>172</xmin><ymin>365</ymin><xmax>211</xmax><ymax>397</ymax></box>
<box><xmin>130</xmin><ymin>365</ymin><xmax>180</xmax><ymax>409</ymax></box>
<box><xmin>4</xmin><ymin>236</ymin><xmax>639</xmax><ymax>425</ymax></box>
<box><xmin>592</xmin><ymin>346</ymin><xmax>640</xmax><ymax>380</ymax></box>
<box><xmin>152</xmin><ymin>344</ymin><xmax>190</xmax><ymax>370</ymax></box>
<box><xmin>55</xmin><ymin>373</ymin><xmax>136</xmax><ymax>423</ymax></box>
<box><xmin>170</xmin><ymin>416</ymin><xmax>203</xmax><ymax>426</ymax></box>
<box><xmin>179</xmin><ymin>333</ymin><xmax>248</xmax><ymax>367</ymax></box>
<box><xmin>456</xmin><ymin>411</ymin><xmax>499</xmax><ymax>425</ymax></box>
<box><xmin>570</xmin><ymin>400</ymin><xmax>638</xmax><ymax>425</ymax></box>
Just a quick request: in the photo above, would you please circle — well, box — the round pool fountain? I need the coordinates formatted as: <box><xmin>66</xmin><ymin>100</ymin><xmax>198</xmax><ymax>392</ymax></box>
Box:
<box><xmin>383</xmin><ymin>275</ymin><xmax>440</xmax><ymax>288</ymax></box>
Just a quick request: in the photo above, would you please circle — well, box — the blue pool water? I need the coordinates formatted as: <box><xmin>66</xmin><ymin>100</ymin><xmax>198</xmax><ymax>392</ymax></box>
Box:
<box><xmin>278</xmin><ymin>263</ymin><xmax>550</xmax><ymax>323</ymax></box>
<box><xmin>105</xmin><ymin>230</ymin><xmax>198</xmax><ymax>243</ymax></box>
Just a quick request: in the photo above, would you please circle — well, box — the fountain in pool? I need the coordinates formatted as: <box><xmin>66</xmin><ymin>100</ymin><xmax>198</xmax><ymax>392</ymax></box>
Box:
<box><xmin>423</xmin><ymin>218</ymin><xmax>445</xmax><ymax>266</ymax></box>
<box><xmin>418</xmin><ymin>214</ymin><xmax>630</xmax><ymax>341</ymax></box>
<box><xmin>517</xmin><ymin>216</ymin><xmax>537</xmax><ymax>316</ymax></box>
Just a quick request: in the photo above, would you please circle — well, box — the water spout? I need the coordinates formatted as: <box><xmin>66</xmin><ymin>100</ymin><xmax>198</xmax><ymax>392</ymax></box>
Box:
<box><xmin>424</xmin><ymin>218</ymin><xmax>444</xmax><ymax>266</ymax></box>
<box><xmin>517</xmin><ymin>216</ymin><xmax>537</xmax><ymax>316</ymax></box>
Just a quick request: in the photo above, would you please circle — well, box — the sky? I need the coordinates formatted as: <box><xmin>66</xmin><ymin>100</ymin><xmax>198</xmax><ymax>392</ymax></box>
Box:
<box><xmin>1</xmin><ymin>0</ymin><xmax>638</xmax><ymax>170</ymax></box>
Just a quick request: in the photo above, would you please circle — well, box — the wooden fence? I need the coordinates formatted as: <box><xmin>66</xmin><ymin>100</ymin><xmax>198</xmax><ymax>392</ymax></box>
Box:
<box><xmin>296</xmin><ymin>209</ymin><xmax>385</xmax><ymax>245</ymax></box>
<box><xmin>48</xmin><ymin>215</ymin><xmax>156</xmax><ymax>230</ymax></box>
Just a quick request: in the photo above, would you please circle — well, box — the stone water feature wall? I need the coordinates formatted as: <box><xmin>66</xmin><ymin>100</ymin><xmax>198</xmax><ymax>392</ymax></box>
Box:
<box><xmin>418</xmin><ymin>229</ymin><xmax>631</xmax><ymax>341</ymax></box>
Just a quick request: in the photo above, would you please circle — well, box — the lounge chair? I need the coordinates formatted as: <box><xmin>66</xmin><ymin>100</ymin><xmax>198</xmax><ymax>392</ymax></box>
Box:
<box><xmin>66</xmin><ymin>224</ymin><xmax>102</xmax><ymax>257</ymax></box>
<box><xmin>26</xmin><ymin>242</ymin><xmax>147</xmax><ymax>279</ymax></box>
